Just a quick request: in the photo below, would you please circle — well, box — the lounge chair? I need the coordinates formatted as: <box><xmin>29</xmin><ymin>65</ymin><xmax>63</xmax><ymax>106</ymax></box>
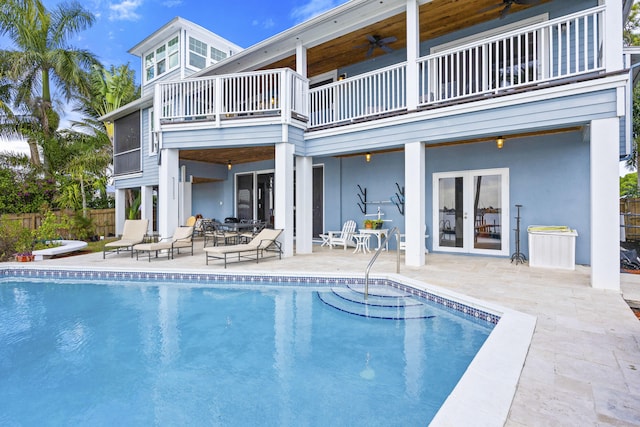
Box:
<box><xmin>325</xmin><ymin>220</ymin><xmax>357</xmax><ymax>250</ymax></box>
<box><xmin>103</xmin><ymin>219</ymin><xmax>149</xmax><ymax>258</ymax></box>
<box><xmin>204</xmin><ymin>228</ymin><xmax>283</xmax><ymax>268</ymax></box>
<box><xmin>133</xmin><ymin>226</ymin><xmax>194</xmax><ymax>261</ymax></box>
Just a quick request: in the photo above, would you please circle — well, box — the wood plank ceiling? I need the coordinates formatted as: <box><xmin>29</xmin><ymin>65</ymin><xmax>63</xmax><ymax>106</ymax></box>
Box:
<box><xmin>182</xmin><ymin>0</ymin><xmax>550</xmax><ymax>171</ymax></box>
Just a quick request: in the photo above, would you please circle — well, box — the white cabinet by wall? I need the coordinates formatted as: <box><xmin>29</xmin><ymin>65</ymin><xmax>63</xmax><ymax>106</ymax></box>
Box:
<box><xmin>528</xmin><ymin>226</ymin><xmax>578</xmax><ymax>270</ymax></box>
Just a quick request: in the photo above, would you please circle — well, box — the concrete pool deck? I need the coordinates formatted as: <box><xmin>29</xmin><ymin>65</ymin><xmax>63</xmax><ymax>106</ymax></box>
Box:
<box><xmin>4</xmin><ymin>241</ymin><xmax>640</xmax><ymax>426</ymax></box>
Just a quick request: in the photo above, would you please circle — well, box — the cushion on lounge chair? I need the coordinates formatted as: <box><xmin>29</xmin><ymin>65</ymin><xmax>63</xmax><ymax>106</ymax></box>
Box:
<box><xmin>133</xmin><ymin>225</ymin><xmax>194</xmax><ymax>261</ymax></box>
<box><xmin>103</xmin><ymin>219</ymin><xmax>149</xmax><ymax>258</ymax></box>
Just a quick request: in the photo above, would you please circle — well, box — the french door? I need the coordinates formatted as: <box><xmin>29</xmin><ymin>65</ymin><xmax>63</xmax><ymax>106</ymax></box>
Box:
<box><xmin>432</xmin><ymin>168</ymin><xmax>509</xmax><ymax>255</ymax></box>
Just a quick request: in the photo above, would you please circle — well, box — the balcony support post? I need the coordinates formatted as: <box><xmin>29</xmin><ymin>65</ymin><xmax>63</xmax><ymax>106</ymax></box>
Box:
<box><xmin>295</xmin><ymin>155</ymin><xmax>313</xmax><ymax>254</ymax></box>
<box><xmin>404</xmin><ymin>141</ymin><xmax>425</xmax><ymax>266</ymax></box>
<box><xmin>604</xmin><ymin>0</ymin><xmax>623</xmax><ymax>72</ymax></box>
<box><xmin>275</xmin><ymin>137</ymin><xmax>295</xmax><ymax>257</ymax></box>
<box><xmin>158</xmin><ymin>148</ymin><xmax>180</xmax><ymax>239</ymax></box>
<box><xmin>406</xmin><ymin>0</ymin><xmax>420</xmax><ymax>111</ymax></box>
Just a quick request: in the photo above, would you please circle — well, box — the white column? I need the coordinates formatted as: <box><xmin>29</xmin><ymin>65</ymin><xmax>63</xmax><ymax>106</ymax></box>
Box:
<box><xmin>141</xmin><ymin>185</ymin><xmax>154</xmax><ymax>234</ymax></box>
<box><xmin>590</xmin><ymin>117</ymin><xmax>620</xmax><ymax>290</ymax></box>
<box><xmin>275</xmin><ymin>141</ymin><xmax>295</xmax><ymax>257</ymax></box>
<box><xmin>115</xmin><ymin>188</ymin><xmax>126</xmax><ymax>236</ymax></box>
<box><xmin>406</xmin><ymin>0</ymin><xmax>419</xmax><ymax>110</ymax></box>
<box><xmin>604</xmin><ymin>0</ymin><xmax>623</xmax><ymax>72</ymax></box>
<box><xmin>158</xmin><ymin>148</ymin><xmax>180</xmax><ymax>239</ymax></box>
<box><xmin>295</xmin><ymin>156</ymin><xmax>313</xmax><ymax>254</ymax></box>
<box><xmin>178</xmin><ymin>165</ymin><xmax>192</xmax><ymax>226</ymax></box>
<box><xmin>296</xmin><ymin>40</ymin><xmax>307</xmax><ymax>77</ymax></box>
<box><xmin>404</xmin><ymin>141</ymin><xmax>425</xmax><ymax>266</ymax></box>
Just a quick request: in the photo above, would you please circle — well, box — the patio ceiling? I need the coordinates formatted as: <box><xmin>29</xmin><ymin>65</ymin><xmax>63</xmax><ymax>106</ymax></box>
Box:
<box><xmin>180</xmin><ymin>146</ymin><xmax>275</xmax><ymax>166</ymax></box>
<box><xmin>265</xmin><ymin>0</ymin><xmax>550</xmax><ymax>78</ymax></box>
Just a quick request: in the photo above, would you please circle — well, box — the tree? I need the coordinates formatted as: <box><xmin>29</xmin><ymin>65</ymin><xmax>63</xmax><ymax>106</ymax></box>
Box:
<box><xmin>625</xmin><ymin>2</ymin><xmax>640</xmax><ymax>46</ymax></box>
<box><xmin>0</xmin><ymin>0</ymin><xmax>99</xmax><ymax>171</ymax></box>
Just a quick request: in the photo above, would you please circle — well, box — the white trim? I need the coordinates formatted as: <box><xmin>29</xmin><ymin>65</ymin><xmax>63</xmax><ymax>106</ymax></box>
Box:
<box><xmin>432</xmin><ymin>168</ymin><xmax>510</xmax><ymax>256</ymax></box>
<box><xmin>113</xmin><ymin>172</ymin><xmax>143</xmax><ymax>181</ymax></box>
<box><xmin>431</xmin><ymin>14</ymin><xmax>549</xmax><ymax>54</ymax></box>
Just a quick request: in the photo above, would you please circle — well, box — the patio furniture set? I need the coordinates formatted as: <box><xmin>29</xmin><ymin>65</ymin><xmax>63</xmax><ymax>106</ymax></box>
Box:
<box><xmin>102</xmin><ymin>218</ymin><xmax>282</xmax><ymax>267</ymax></box>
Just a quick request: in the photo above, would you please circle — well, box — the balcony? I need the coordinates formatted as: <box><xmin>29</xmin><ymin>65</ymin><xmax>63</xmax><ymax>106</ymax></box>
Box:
<box><xmin>157</xmin><ymin>6</ymin><xmax>605</xmax><ymax>131</ymax></box>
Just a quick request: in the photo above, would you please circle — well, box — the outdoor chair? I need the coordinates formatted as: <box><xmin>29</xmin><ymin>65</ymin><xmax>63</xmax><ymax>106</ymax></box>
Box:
<box><xmin>103</xmin><ymin>219</ymin><xmax>149</xmax><ymax>258</ymax></box>
<box><xmin>325</xmin><ymin>220</ymin><xmax>357</xmax><ymax>250</ymax></box>
<box><xmin>239</xmin><ymin>220</ymin><xmax>267</xmax><ymax>243</ymax></box>
<box><xmin>133</xmin><ymin>226</ymin><xmax>194</xmax><ymax>261</ymax></box>
<box><xmin>203</xmin><ymin>222</ymin><xmax>238</xmax><ymax>247</ymax></box>
<box><xmin>204</xmin><ymin>228</ymin><xmax>283</xmax><ymax>268</ymax></box>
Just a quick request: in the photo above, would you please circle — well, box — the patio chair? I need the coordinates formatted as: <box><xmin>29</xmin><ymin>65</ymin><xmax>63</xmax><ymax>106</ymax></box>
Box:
<box><xmin>103</xmin><ymin>219</ymin><xmax>149</xmax><ymax>258</ymax></box>
<box><xmin>203</xmin><ymin>221</ymin><xmax>239</xmax><ymax>247</ymax></box>
<box><xmin>133</xmin><ymin>225</ymin><xmax>194</xmax><ymax>261</ymax></box>
<box><xmin>239</xmin><ymin>220</ymin><xmax>267</xmax><ymax>243</ymax></box>
<box><xmin>204</xmin><ymin>228</ymin><xmax>283</xmax><ymax>268</ymax></box>
<box><xmin>326</xmin><ymin>220</ymin><xmax>357</xmax><ymax>250</ymax></box>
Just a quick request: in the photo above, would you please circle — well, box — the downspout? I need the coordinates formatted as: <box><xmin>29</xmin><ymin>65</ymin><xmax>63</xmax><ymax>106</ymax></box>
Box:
<box><xmin>623</xmin><ymin>61</ymin><xmax>640</xmax><ymax>162</ymax></box>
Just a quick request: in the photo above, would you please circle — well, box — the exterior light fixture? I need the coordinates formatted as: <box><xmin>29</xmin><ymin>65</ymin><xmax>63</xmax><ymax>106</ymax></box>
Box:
<box><xmin>496</xmin><ymin>136</ymin><xmax>505</xmax><ymax>149</ymax></box>
<box><xmin>227</xmin><ymin>160</ymin><xmax>232</xmax><ymax>170</ymax></box>
<box><xmin>365</xmin><ymin>152</ymin><xmax>371</xmax><ymax>162</ymax></box>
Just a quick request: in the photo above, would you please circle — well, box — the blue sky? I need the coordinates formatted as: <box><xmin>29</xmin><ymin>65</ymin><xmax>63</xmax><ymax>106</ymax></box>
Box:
<box><xmin>40</xmin><ymin>0</ymin><xmax>349</xmax><ymax>85</ymax></box>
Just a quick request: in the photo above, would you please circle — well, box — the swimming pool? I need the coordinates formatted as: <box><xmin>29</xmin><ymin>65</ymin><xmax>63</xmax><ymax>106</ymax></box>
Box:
<box><xmin>0</xmin><ymin>268</ymin><xmax>504</xmax><ymax>425</ymax></box>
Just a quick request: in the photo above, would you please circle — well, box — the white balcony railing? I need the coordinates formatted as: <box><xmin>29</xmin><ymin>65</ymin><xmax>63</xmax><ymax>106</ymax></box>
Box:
<box><xmin>157</xmin><ymin>7</ymin><xmax>605</xmax><ymax>129</ymax></box>
<box><xmin>309</xmin><ymin>63</ymin><xmax>407</xmax><ymax>127</ymax></box>
<box><xmin>418</xmin><ymin>6</ymin><xmax>604</xmax><ymax>105</ymax></box>
<box><xmin>157</xmin><ymin>69</ymin><xmax>308</xmax><ymax>124</ymax></box>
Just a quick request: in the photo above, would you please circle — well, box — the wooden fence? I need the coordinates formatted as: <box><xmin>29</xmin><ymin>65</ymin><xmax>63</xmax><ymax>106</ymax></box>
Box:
<box><xmin>1</xmin><ymin>209</ymin><xmax>115</xmax><ymax>238</ymax></box>
<box><xmin>621</xmin><ymin>198</ymin><xmax>640</xmax><ymax>241</ymax></box>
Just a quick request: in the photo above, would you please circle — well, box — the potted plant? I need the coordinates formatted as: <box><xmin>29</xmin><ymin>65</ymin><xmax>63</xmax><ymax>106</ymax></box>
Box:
<box><xmin>371</xmin><ymin>219</ymin><xmax>384</xmax><ymax>230</ymax></box>
<box><xmin>363</xmin><ymin>219</ymin><xmax>374</xmax><ymax>229</ymax></box>
<box><xmin>15</xmin><ymin>243</ymin><xmax>34</xmax><ymax>262</ymax></box>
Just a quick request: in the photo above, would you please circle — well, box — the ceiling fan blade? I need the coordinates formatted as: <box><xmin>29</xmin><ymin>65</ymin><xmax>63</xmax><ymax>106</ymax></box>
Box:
<box><xmin>499</xmin><ymin>3</ymin><xmax>512</xmax><ymax>19</ymax></box>
<box><xmin>366</xmin><ymin>34</ymin><xmax>377</xmax><ymax>43</ymax></box>
<box><xmin>366</xmin><ymin>46</ymin><xmax>374</xmax><ymax>57</ymax></box>
<box><xmin>380</xmin><ymin>44</ymin><xmax>394</xmax><ymax>54</ymax></box>
<box><xmin>514</xmin><ymin>0</ymin><xmax>539</xmax><ymax>4</ymax></box>
<box><xmin>379</xmin><ymin>36</ymin><xmax>397</xmax><ymax>45</ymax></box>
<box><xmin>478</xmin><ymin>3</ymin><xmax>503</xmax><ymax>14</ymax></box>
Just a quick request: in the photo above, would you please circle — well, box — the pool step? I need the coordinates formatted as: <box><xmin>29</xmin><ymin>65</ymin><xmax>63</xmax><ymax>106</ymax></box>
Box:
<box><xmin>317</xmin><ymin>286</ymin><xmax>436</xmax><ymax>320</ymax></box>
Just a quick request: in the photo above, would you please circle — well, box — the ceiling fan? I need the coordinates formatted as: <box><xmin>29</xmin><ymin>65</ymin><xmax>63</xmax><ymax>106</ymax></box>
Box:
<box><xmin>480</xmin><ymin>0</ymin><xmax>540</xmax><ymax>19</ymax></box>
<box><xmin>355</xmin><ymin>35</ymin><xmax>397</xmax><ymax>57</ymax></box>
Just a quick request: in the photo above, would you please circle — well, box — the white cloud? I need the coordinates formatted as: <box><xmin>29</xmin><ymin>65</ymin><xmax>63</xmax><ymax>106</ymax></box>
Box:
<box><xmin>290</xmin><ymin>0</ymin><xmax>342</xmax><ymax>23</ymax></box>
<box><xmin>252</xmin><ymin>18</ymin><xmax>275</xmax><ymax>29</ymax></box>
<box><xmin>109</xmin><ymin>0</ymin><xmax>143</xmax><ymax>21</ymax></box>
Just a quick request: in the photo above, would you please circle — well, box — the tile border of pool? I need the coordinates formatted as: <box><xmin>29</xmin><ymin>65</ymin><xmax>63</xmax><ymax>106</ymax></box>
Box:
<box><xmin>0</xmin><ymin>265</ymin><xmax>536</xmax><ymax>426</ymax></box>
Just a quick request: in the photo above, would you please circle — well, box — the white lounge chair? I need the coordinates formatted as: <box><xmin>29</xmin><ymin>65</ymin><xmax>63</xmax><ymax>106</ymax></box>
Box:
<box><xmin>325</xmin><ymin>220</ymin><xmax>357</xmax><ymax>250</ymax></box>
<box><xmin>103</xmin><ymin>219</ymin><xmax>149</xmax><ymax>258</ymax></box>
<box><xmin>204</xmin><ymin>228</ymin><xmax>283</xmax><ymax>268</ymax></box>
<box><xmin>133</xmin><ymin>226</ymin><xmax>194</xmax><ymax>261</ymax></box>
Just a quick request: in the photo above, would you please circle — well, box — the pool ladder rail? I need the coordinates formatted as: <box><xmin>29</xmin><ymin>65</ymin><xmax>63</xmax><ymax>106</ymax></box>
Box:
<box><xmin>364</xmin><ymin>226</ymin><xmax>401</xmax><ymax>299</ymax></box>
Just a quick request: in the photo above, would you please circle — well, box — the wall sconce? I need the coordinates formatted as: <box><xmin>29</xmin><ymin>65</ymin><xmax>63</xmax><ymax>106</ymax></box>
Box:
<box><xmin>338</xmin><ymin>73</ymin><xmax>347</xmax><ymax>81</ymax></box>
<box><xmin>365</xmin><ymin>152</ymin><xmax>371</xmax><ymax>162</ymax></box>
<box><xmin>496</xmin><ymin>136</ymin><xmax>505</xmax><ymax>150</ymax></box>
<box><xmin>227</xmin><ymin>160</ymin><xmax>232</xmax><ymax>170</ymax></box>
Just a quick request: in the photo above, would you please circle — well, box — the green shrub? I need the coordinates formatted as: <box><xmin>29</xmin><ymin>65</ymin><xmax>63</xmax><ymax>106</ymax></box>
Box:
<box><xmin>70</xmin><ymin>213</ymin><xmax>95</xmax><ymax>240</ymax></box>
<box><xmin>0</xmin><ymin>218</ymin><xmax>33</xmax><ymax>260</ymax></box>
<box><xmin>34</xmin><ymin>211</ymin><xmax>70</xmax><ymax>242</ymax></box>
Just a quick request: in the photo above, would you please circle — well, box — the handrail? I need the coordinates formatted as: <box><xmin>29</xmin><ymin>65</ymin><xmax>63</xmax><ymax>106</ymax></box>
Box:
<box><xmin>364</xmin><ymin>226</ymin><xmax>400</xmax><ymax>299</ymax></box>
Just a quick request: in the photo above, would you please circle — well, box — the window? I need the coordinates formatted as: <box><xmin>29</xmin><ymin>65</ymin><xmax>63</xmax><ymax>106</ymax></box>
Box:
<box><xmin>144</xmin><ymin>36</ymin><xmax>179</xmax><ymax>83</ymax></box>
<box><xmin>148</xmin><ymin>108</ymin><xmax>157</xmax><ymax>155</ymax></box>
<box><xmin>210</xmin><ymin>46</ymin><xmax>227</xmax><ymax>62</ymax></box>
<box><xmin>189</xmin><ymin>37</ymin><xmax>207</xmax><ymax>69</ymax></box>
<box><xmin>114</xmin><ymin>111</ymin><xmax>141</xmax><ymax>175</ymax></box>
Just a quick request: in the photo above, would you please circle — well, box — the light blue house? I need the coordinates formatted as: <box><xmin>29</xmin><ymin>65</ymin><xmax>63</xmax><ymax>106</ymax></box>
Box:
<box><xmin>102</xmin><ymin>0</ymin><xmax>633</xmax><ymax>291</ymax></box>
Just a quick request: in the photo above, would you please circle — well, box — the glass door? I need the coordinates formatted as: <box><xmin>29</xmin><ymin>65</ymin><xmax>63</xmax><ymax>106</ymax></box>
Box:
<box><xmin>433</xmin><ymin>168</ymin><xmax>509</xmax><ymax>255</ymax></box>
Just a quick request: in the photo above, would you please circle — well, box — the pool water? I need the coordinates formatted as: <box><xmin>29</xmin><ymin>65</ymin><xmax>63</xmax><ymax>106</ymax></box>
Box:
<box><xmin>0</xmin><ymin>279</ymin><xmax>493</xmax><ymax>426</ymax></box>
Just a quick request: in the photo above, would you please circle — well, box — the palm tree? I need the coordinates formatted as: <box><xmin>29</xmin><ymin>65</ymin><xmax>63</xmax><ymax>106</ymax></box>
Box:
<box><xmin>0</xmin><ymin>0</ymin><xmax>99</xmax><ymax>169</ymax></box>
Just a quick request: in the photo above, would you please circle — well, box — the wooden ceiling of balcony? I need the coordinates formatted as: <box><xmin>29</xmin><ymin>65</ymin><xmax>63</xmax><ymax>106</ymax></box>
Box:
<box><xmin>266</xmin><ymin>0</ymin><xmax>549</xmax><ymax>78</ymax></box>
<box><xmin>180</xmin><ymin>146</ymin><xmax>275</xmax><ymax>167</ymax></box>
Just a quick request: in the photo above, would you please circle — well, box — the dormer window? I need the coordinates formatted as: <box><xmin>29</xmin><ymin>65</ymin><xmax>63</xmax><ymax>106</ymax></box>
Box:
<box><xmin>144</xmin><ymin>35</ymin><xmax>179</xmax><ymax>83</ymax></box>
<box><xmin>189</xmin><ymin>37</ymin><xmax>207</xmax><ymax>69</ymax></box>
<box><xmin>210</xmin><ymin>46</ymin><xmax>227</xmax><ymax>62</ymax></box>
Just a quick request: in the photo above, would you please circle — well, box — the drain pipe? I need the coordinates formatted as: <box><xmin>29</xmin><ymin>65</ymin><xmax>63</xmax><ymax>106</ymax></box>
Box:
<box><xmin>364</xmin><ymin>226</ymin><xmax>400</xmax><ymax>299</ymax></box>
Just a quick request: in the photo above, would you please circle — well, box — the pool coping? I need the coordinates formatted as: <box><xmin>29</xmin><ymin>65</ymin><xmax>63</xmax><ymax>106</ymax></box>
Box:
<box><xmin>0</xmin><ymin>265</ymin><xmax>536</xmax><ymax>426</ymax></box>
